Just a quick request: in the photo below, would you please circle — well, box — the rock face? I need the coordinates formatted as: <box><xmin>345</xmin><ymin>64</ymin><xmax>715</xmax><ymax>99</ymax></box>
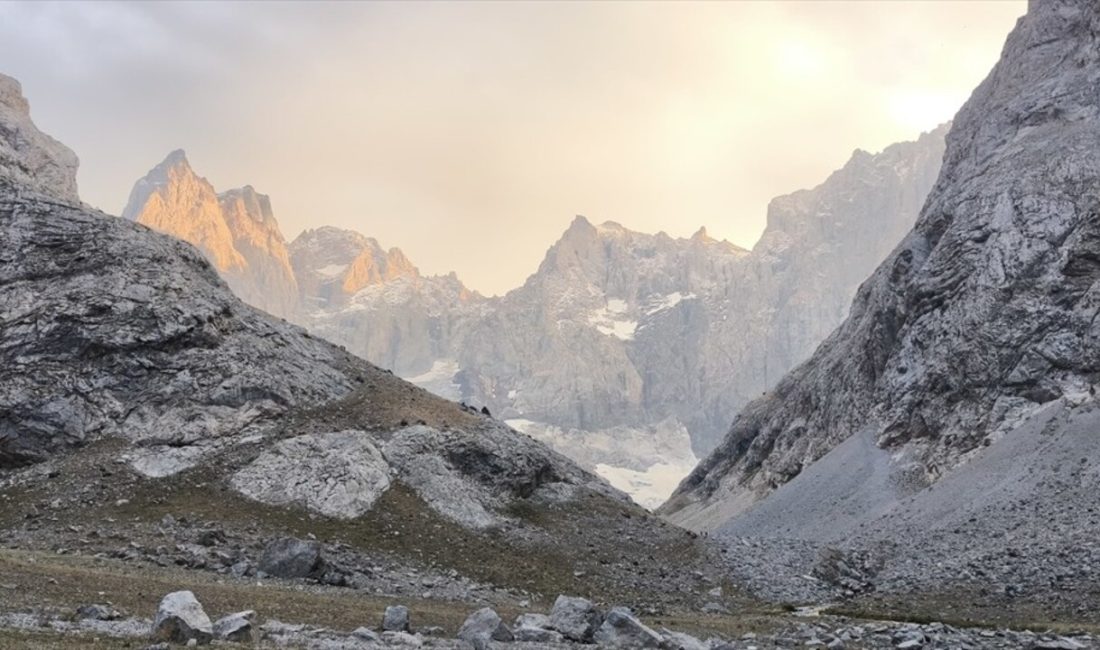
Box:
<box><xmin>151</xmin><ymin>591</ymin><xmax>213</xmax><ymax>645</ymax></box>
<box><xmin>122</xmin><ymin>151</ymin><xmax>300</xmax><ymax>319</ymax></box>
<box><xmin>663</xmin><ymin>0</ymin><xmax>1100</xmax><ymax>531</ymax></box>
<box><xmin>0</xmin><ymin>73</ymin><xmax>79</xmax><ymax>204</ymax></box>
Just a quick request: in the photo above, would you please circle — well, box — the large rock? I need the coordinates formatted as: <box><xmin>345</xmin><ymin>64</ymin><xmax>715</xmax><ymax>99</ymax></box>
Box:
<box><xmin>549</xmin><ymin>595</ymin><xmax>603</xmax><ymax>643</ymax></box>
<box><xmin>592</xmin><ymin>607</ymin><xmax>663</xmax><ymax>648</ymax></box>
<box><xmin>232</xmin><ymin>430</ymin><xmax>392</xmax><ymax>518</ymax></box>
<box><xmin>456</xmin><ymin>607</ymin><xmax>513</xmax><ymax>649</ymax></box>
<box><xmin>150</xmin><ymin>591</ymin><xmax>213</xmax><ymax>645</ymax></box>
<box><xmin>258</xmin><ymin>537</ymin><xmax>323</xmax><ymax>579</ymax></box>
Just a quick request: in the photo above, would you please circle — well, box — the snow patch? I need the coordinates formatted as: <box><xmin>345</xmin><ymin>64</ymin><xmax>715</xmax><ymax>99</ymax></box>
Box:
<box><xmin>315</xmin><ymin>263</ymin><xmax>348</xmax><ymax>278</ymax></box>
<box><xmin>595</xmin><ymin>461</ymin><xmax>699</xmax><ymax>510</ymax></box>
<box><xmin>587</xmin><ymin>300</ymin><xmax>637</xmax><ymax>341</ymax></box>
<box><xmin>507</xmin><ymin>418</ymin><xmax>697</xmax><ymax>509</ymax></box>
<box><xmin>644</xmin><ymin>291</ymin><xmax>697</xmax><ymax>315</ymax></box>
<box><xmin>405</xmin><ymin>358</ymin><xmax>461</xmax><ymax>401</ymax></box>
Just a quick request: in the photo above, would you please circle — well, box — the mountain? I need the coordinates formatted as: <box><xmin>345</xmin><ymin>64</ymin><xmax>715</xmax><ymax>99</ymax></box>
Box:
<box><xmin>0</xmin><ymin>71</ymin><xmax>720</xmax><ymax>621</ymax></box>
<box><xmin>117</xmin><ymin>123</ymin><xmax>947</xmax><ymax>508</ymax></box>
<box><xmin>121</xmin><ymin>151</ymin><xmax>300</xmax><ymax>319</ymax></box>
<box><xmin>288</xmin><ymin>225</ymin><xmax>482</xmax><ymax>379</ymax></box>
<box><xmin>662</xmin><ymin>0</ymin><xmax>1100</xmax><ymax>539</ymax></box>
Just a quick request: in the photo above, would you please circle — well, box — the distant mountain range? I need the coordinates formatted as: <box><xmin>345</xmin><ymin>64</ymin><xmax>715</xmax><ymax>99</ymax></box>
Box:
<box><xmin>121</xmin><ymin>124</ymin><xmax>947</xmax><ymax>507</ymax></box>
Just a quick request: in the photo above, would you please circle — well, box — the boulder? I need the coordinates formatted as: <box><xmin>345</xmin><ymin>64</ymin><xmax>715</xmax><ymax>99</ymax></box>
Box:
<box><xmin>383</xmin><ymin>605</ymin><xmax>410</xmax><ymax>632</ymax></box>
<box><xmin>549</xmin><ymin>595</ymin><xmax>603</xmax><ymax>643</ymax></box>
<box><xmin>592</xmin><ymin>607</ymin><xmax>663</xmax><ymax>648</ymax></box>
<box><xmin>258</xmin><ymin>537</ymin><xmax>323</xmax><ymax>579</ymax></box>
<box><xmin>457</xmin><ymin>607</ymin><xmax>513</xmax><ymax>649</ymax></box>
<box><xmin>150</xmin><ymin>591</ymin><xmax>213</xmax><ymax>645</ymax></box>
<box><xmin>212</xmin><ymin>610</ymin><xmax>254</xmax><ymax>642</ymax></box>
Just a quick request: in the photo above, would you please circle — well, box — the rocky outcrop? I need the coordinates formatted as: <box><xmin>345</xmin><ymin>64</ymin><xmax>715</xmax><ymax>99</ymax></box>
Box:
<box><xmin>231</xmin><ymin>430</ymin><xmax>392</xmax><ymax>519</ymax></box>
<box><xmin>0</xmin><ymin>73</ymin><xmax>79</xmax><ymax>204</ymax></box>
<box><xmin>122</xmin><ymin>152</ymin><xmax>299</xmax><ymax>319</ymax></box>
<box><xmin>663</xmin><ymin>0</ymin><xmax>1100</xmax><ymax>531</ymax></box>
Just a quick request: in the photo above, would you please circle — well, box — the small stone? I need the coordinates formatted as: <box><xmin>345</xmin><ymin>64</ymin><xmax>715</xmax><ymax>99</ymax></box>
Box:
<box><xmin>381</xmin><ymin>630</ymin><xmax>422</xmax><ymax>646</ymax></box>
<box><xmin>593</xmin><ymin>607</ymin><xmax>663</xmax><ymax>648</ymax></box>
<box><xmin>457</xmin><ymin>607</ymin><xmax>513</xmax><ymax>649</ymax></box>
<box><xmin>352</xmin><ymin>627</ymin><xmax>381</xmax><ymax>641</ymax></box>
<box><xmin>382</xmin><ymin>604</ymin><xmax>410</xmax><ymax>632</ymax></box>
<box><xmin>76</xmin><ymin>604</ymin><xmax>119</xmax><ymax>621</ymax></box>
<box><xmin>212</xmin><ymin>610</ymin><xmax>254</xmax><ymax>642</ymax></box>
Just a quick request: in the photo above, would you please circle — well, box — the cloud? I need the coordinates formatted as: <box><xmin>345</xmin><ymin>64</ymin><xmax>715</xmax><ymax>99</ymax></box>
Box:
<box><xmin>0</xmin><ymin>0</ymin><xmax>1025</xmax><ymax>295</ymax></box>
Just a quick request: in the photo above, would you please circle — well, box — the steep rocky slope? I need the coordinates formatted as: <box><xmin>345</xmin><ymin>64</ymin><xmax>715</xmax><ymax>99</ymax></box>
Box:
<box><xmin>122</xmin><ymin>152</ymin><xmax>300</xmax><ymax>319</ymax></box>
<box><xmin>663</xmin><ymin>0</ymin><xmax>1100</xmax><ymax>534</ymax></box>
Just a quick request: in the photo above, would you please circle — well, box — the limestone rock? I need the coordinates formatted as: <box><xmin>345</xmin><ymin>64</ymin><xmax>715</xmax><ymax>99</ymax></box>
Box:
<box><xmin>151</xmin><ymin>591</ymin><xmax>212</xmax><ymax>645</ymax></box>
<box><xmin>212</xmin><ymin>611</ymin><xmax>254</xmax><ymax>642</ymax></box>
<box><xmin>456</xmin><ymin>607</ymin><xmax>512</xmax><ymax>649</ymax></box>
<box><xmin>549</xmin><ymin>595</ymin><xmax>603</xmax><ymax>643</ymax></box>
<box><xmin>231</xmin><ymin>430</ymin><xmax>391</xmax><ymax>518</ymax></box>
<box><xmin>382</xmin><ymin>605</ymin><xmax>410</xmax><ymax>632</ymax></box>
<box><xmin>592</xmin><ymin>607</ymin><xmax>663</xmax><ymax>648</ymax></box>
<box><xmin>258</xmin><ymin>537</ymin><xmax>323</xmax><ymax>579</ymax></box>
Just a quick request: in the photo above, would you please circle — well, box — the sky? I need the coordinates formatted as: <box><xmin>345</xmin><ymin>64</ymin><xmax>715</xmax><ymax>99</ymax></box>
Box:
<box><xmin>1</xmin><ymin>1</ymin><xmax>1025</xmax><ymax>296</ymax></box>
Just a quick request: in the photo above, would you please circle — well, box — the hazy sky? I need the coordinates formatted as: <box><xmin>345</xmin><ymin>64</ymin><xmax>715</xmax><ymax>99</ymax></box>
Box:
<box><xmin>2</xmin><ymin>1</ymin><xmax>1024</xmax><ymax>295</ymax></box>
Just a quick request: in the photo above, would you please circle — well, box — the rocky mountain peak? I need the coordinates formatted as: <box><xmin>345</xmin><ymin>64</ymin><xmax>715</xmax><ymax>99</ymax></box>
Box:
<box><xmin>0</xmin><ymin>72</ymin><xmax>80</xmax><ymax>204</ymax></box>
<box><xmin>122</xmin><ymin>151</ymin><xmax>301</xmax><ymax>318</ymax></box>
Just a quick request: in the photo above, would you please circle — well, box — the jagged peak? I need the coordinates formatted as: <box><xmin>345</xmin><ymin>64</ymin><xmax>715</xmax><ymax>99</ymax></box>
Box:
<box><xmin>691</xmin><ymin>226</ymin><xmax>711</xmax><ymax>241</ymax></box>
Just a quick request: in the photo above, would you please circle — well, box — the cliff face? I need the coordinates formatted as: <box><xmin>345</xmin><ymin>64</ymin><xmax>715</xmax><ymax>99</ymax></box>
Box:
<box><xmin>663</xmin><ymin>0</ymin><xmax>1100</xmax><ymax>530</ymax></box>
